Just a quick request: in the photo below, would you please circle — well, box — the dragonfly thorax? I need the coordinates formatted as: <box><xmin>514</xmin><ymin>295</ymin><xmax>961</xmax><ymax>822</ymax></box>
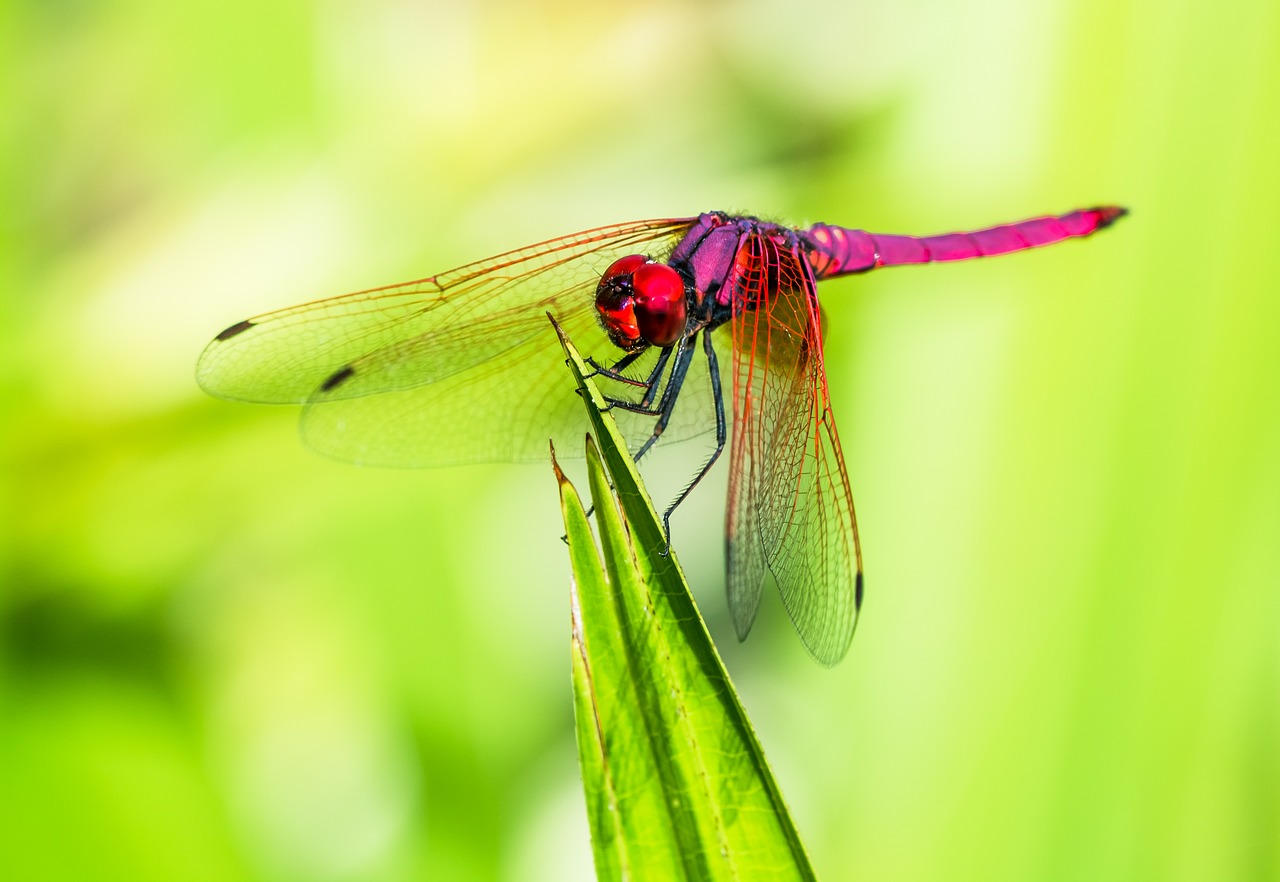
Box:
<box><xmin>594</xmin><ymin>255</ymin><xmax>687</xmax><ymax>351</ymax></box>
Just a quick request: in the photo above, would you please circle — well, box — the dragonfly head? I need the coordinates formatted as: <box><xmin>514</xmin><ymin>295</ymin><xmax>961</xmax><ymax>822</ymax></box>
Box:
<box><xmin>595</xmin><ymin>255</ymin><xmax>687</xmax><ymax>351</ymax></box>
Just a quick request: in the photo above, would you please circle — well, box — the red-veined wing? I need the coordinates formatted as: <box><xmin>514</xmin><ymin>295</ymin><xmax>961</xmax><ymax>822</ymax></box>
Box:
<box><xmin>725</xmin><ymin>232</ymin><xmax>863</xmax><ymax>665</ymax></box>
<box><xmin>196</xmin><ymin>218</ymin><xmax>698</xmax><ymax>465</ymax></box>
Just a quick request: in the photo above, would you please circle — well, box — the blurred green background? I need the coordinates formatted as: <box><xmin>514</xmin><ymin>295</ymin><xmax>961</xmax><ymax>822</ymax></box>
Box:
<box><xmin>4</xmin><ymin>0</ymin><xmax>1277</xmax><ymax>879</ymax></box>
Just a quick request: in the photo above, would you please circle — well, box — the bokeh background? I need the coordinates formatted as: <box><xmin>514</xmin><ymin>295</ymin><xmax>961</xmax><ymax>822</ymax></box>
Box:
<box><xmin>4</xmin><ymin>0</ymin><xmax>1277</xmax><ymax>879</ymax></box>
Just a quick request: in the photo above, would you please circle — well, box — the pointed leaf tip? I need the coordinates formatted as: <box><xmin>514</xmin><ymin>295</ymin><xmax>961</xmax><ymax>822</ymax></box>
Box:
<box><xmin>553</xmin><ymin>327</ymin><xmax>818</xmax><ymax>880</ymax></box>
<box><xmin>549</xmin><ymin>439</ymin><xmax>568</xmax><ymax>486</ymax></box>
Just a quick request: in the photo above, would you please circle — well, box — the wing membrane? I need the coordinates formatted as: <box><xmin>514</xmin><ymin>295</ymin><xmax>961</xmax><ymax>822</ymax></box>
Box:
<box><xmin>197</xmin><ymin>218</ymin><xmax>693</xmax><ymax>403</ymax></box>
<box><xmin>197</xmin><ymin>218</ymin><xmax>698</xmax><ymax>464</ymax></box>
<box><xmin>726</xmin><ymin>232</ymin><xmax>863</xmax><ymax>665</ymax></box>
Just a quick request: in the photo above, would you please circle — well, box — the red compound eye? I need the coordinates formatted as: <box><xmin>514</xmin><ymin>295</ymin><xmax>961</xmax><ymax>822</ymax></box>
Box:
<box><xmin>594</xmin><ymin>255</ymin><xmax>686</xmax><ymax>351</ymax></box>
<box><xmin>631</xmin><ymin>262</ymin><xmax>686</xmax><ymax>347</ymax></box>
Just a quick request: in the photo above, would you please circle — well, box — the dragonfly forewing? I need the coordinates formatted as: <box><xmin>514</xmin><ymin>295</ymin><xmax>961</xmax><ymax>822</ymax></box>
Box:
<box><xmin>198</xmin><ymin>218</ymin><xmax>696</xmax><ymax>465</ymax></box>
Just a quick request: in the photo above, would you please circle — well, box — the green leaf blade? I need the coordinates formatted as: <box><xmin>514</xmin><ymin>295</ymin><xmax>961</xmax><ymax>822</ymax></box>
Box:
<box><xmin>552</xmin><ymin>321</ymin><xmax>819</xmax><ymax>882</ymax></box>
<box><xmin>555</xmin><ymin>448</ymin><xmax>634</xmax><ymax>880</ymax></box>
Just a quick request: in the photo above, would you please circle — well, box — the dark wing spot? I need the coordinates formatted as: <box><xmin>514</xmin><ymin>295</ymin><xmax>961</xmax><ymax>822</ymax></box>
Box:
<box><xmin>215</xmin><ymin>319</ymin><xmax>255</xmax><ymax>341</ymax></box>
<box><xmin>854</xmin><ymin>570</ymin><xmax>864</xmax><ymax>609</ymax></box>
<box><xmin>320</xmin><ymin>364</ymin><xmax>356</xmax><ymax>392</ymax></box>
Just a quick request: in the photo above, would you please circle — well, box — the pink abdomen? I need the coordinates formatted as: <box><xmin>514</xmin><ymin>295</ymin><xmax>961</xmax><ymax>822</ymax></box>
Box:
<box><xmin>805</xmin><ymin>206</ymin><xmax>1126</xmax><ymax>279</ymax></box>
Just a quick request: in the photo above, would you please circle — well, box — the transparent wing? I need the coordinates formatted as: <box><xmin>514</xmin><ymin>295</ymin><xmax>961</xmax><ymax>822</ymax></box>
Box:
<box><xmin>725</xmin><ymin>232</ymin><xmax>863</xmax><ymax>665</ymax></box>
<box><xmin>297</xmin><ymin>305</ymin><xmax>724</xmax><ymax>466</ymax></box>
<box><xmin>196</xmin><ymin>217</ymin><xmax>699</xmax><ymax>464</ymax></box>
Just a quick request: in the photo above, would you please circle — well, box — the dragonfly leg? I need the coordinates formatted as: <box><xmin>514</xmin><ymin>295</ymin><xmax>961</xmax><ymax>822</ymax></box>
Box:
<box><xmin>596</xmin><ymin>348</ymin><xmax>673</xmax><ymax>402</ymax></box>
<box><xmin>588</xmin><ymin>332</ymin><xmax>717</xmax><ymax>553</ymax></box>
<box><xmin>584</xmin><ymin>350</ymin><xmax>649</xmax><ymax>388</ymax></box>
<box><xmin>598</xmin><ymin>344</ymin><xmax>677</xmax><ymax>417</ymax></box>
<box><xmin>581</xmin><ymin>344</ymin><xmax>683</xmax><ymax>526</ymax></box>
<box><xmin>635</xmin><ymin>347</ymin><xmax>675</xmax><ymax>410</ymax></box>
<box><xmin>630</xmin><ymin>335</ymin><xmax>698</xmax><ymax>463</ymax></box>
<box><xmin>654</xmin><ymin>330</ymin><xmax>727</xmax><ymax>554</ymax></box>
<box><xmin>602</xmin><ymin>397</ymin><xmax>663</xmax><ymax>416</ymax></box>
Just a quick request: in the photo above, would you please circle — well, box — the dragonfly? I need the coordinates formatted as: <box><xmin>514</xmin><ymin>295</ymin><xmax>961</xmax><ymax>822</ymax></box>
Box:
<box><xmin>198</xmin><ymin>206</ymin><xmax>1126</xmax><ymax>664</ymax></box>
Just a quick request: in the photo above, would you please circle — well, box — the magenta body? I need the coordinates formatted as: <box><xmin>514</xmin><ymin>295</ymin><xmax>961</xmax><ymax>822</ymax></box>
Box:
<box><xmin>662</xmin><ymin>207</ymin><xmax>1126</xmax><ymax>313</ymax></box>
